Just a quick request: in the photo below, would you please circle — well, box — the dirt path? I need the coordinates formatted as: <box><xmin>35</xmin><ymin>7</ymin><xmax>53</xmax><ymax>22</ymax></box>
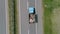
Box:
<box><xmin>51</xmin><ymin>7</ymin><xmax>60</xmax><ymax>34</ymax></box>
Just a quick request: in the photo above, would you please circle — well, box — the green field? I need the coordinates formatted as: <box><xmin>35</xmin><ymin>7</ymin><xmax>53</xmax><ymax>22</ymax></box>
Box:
<box><xmin>43</xmin><ymin>0</ymin><xmax>60</xmax><ymax>34</ymax></box>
